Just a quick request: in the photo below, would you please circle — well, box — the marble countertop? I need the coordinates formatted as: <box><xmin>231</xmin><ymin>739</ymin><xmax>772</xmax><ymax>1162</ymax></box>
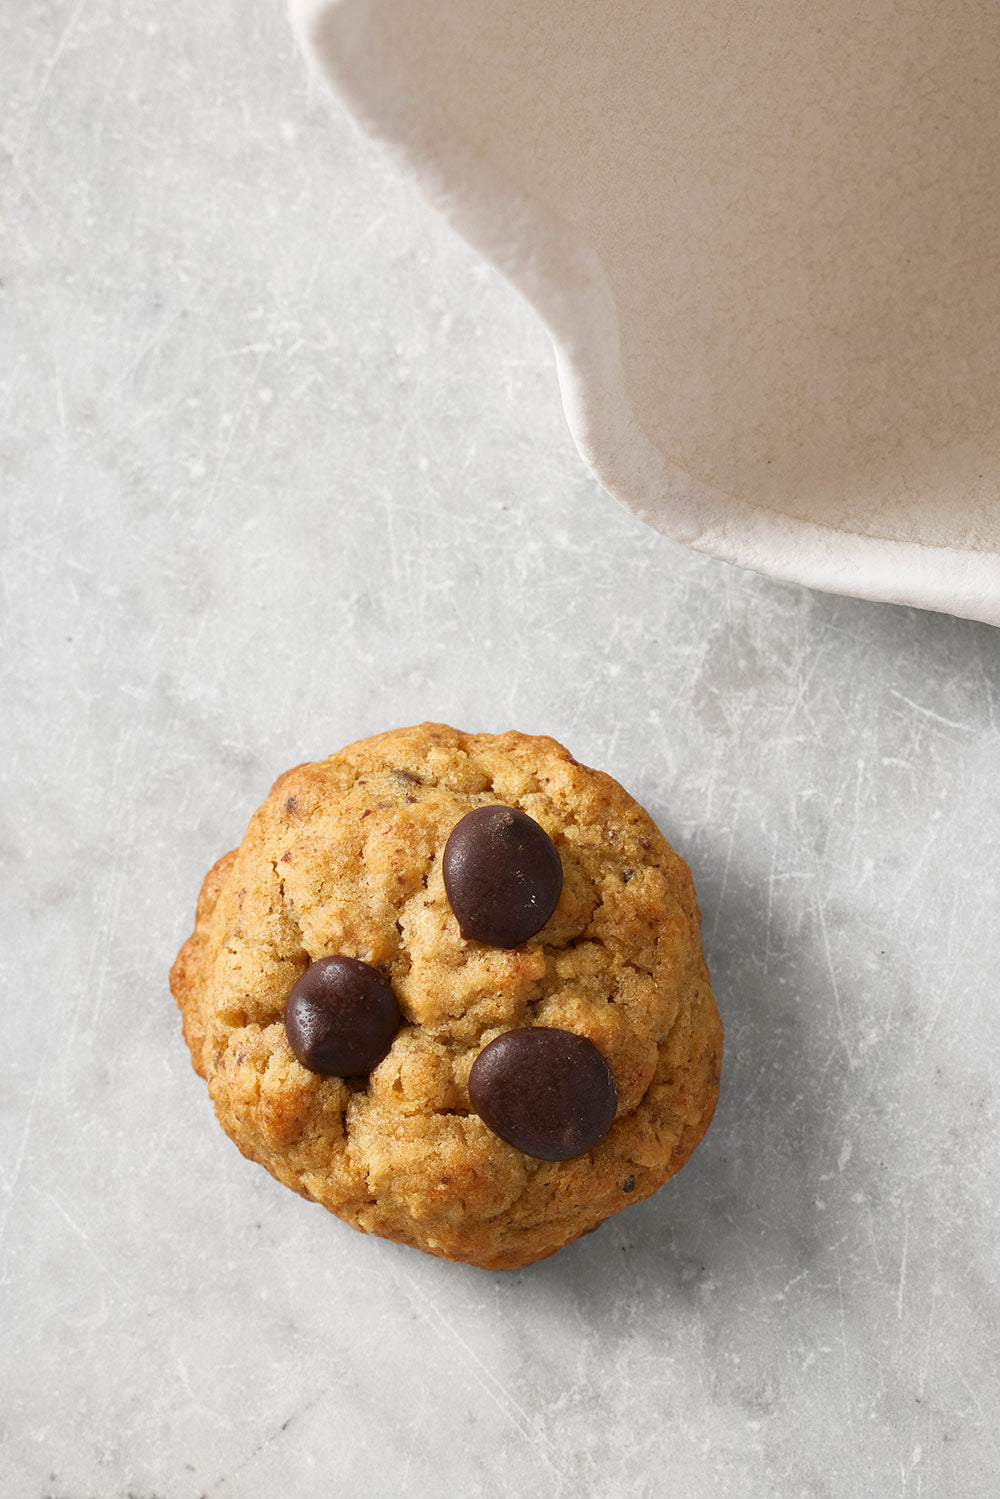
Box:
<box><xmin>3</xmin><ymin>3</ymin><xmax>999</xmax><ymax>1496</ymax></box>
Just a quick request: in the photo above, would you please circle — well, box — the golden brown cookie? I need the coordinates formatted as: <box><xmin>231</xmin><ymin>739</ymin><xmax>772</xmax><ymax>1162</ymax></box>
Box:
<box><xmin>170</xmin><ymin>724</ymin><xmax>722</xmax><ymax>1269</ymax></box>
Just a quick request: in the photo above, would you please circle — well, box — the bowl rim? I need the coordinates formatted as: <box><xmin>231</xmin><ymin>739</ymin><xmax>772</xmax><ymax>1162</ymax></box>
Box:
<box><xmin>289</xmin><ymin>0</ymin><xmax>1000</xmax><ymax>627</ymax></box>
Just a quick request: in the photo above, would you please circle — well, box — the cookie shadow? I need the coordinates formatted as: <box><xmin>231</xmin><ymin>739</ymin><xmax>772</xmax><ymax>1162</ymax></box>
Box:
<box><xmin>513</xmin><ymin>840</ymin><xmax>839</xmax><ymax>1318</ymax></box>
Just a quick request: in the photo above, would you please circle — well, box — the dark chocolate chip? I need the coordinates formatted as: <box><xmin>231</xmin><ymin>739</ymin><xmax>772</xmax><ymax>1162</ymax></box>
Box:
<box><xmin>284</xmin><ymin>956</ymin><xmax>400</xmax><ymax>1076</ymax></box>
<box><xmin>443</xmin><ymin>804</ymin><xmax>562</xmax><ymax>948</ymax></box>
<box><xmin>467</xmin><ymin>1027</ymin><xmax>617</xmax><ymax>1161</ymax></box>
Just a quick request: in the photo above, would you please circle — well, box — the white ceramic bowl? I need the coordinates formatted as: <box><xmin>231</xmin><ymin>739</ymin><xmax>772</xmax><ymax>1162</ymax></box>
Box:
<box><xmin>289</xmin><ymin>0</ymin><xmax>1000</xmax><ymax>625</ymax></box>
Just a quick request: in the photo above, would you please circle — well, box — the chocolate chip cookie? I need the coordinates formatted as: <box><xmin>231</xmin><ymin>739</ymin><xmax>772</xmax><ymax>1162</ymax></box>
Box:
<box><xmin>170</xmin><ymin>724</ymin><xmax>722</xmax><ymax>1269</ymax></box>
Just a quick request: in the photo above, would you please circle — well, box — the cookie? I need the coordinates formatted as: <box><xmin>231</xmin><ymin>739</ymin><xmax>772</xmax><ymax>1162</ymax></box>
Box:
<box><xmin>170</xmin><ymin>724</ymin><xmax>722</xmax><ymax>1269</ymax></box>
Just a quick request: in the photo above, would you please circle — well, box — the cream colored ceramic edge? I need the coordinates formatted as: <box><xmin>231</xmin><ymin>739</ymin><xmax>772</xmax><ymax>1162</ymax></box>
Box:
<box><xmin>288</xmin><ymin>0</ymin><xmax>1000</xmax><ymax>627</ymax></box>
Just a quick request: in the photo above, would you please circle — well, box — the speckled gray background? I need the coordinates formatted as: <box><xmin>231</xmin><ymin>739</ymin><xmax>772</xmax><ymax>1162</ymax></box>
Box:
<box><xmin>2</xmin><ymin>4</ymin><xmax>999</xmax><ymax>1496</ymax></box>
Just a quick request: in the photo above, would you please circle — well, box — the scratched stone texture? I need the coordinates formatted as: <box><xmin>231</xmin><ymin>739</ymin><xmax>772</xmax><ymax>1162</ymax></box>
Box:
<box><xmin>2</xmin><ymin>3</ymin><xmax>999</xmax><ymax>1497</ymax></box>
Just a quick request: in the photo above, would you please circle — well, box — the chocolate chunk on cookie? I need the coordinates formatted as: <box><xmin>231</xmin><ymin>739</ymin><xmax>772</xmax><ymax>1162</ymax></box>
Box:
<box><xmin>468</xmin><ymin>1027</ymin><xmax>618</xmax><ymax>1160</ymax></box>
<box><xmin>443</xmin><ymin>804</ymin><xmax>563</xmax><ymax>947</ymax></box>
<box><xmin>284</xmin><ymin>956</ymin><xmax>400</xmax><ymax>1076</ymax></box>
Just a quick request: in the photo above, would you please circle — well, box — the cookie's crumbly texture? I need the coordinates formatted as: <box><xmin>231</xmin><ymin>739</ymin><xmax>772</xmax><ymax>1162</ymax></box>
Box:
<box><xmin>171</xmin><ymin>724</ymin><xmax>722</xmax><ymax>1269</ymax></box>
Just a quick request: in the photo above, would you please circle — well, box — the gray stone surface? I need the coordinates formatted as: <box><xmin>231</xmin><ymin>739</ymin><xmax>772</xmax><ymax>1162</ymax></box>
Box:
<box><xmin>2</xmin><ymin>3</ymin><xmax>998</xmax><ymax>1496</ymax></box>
